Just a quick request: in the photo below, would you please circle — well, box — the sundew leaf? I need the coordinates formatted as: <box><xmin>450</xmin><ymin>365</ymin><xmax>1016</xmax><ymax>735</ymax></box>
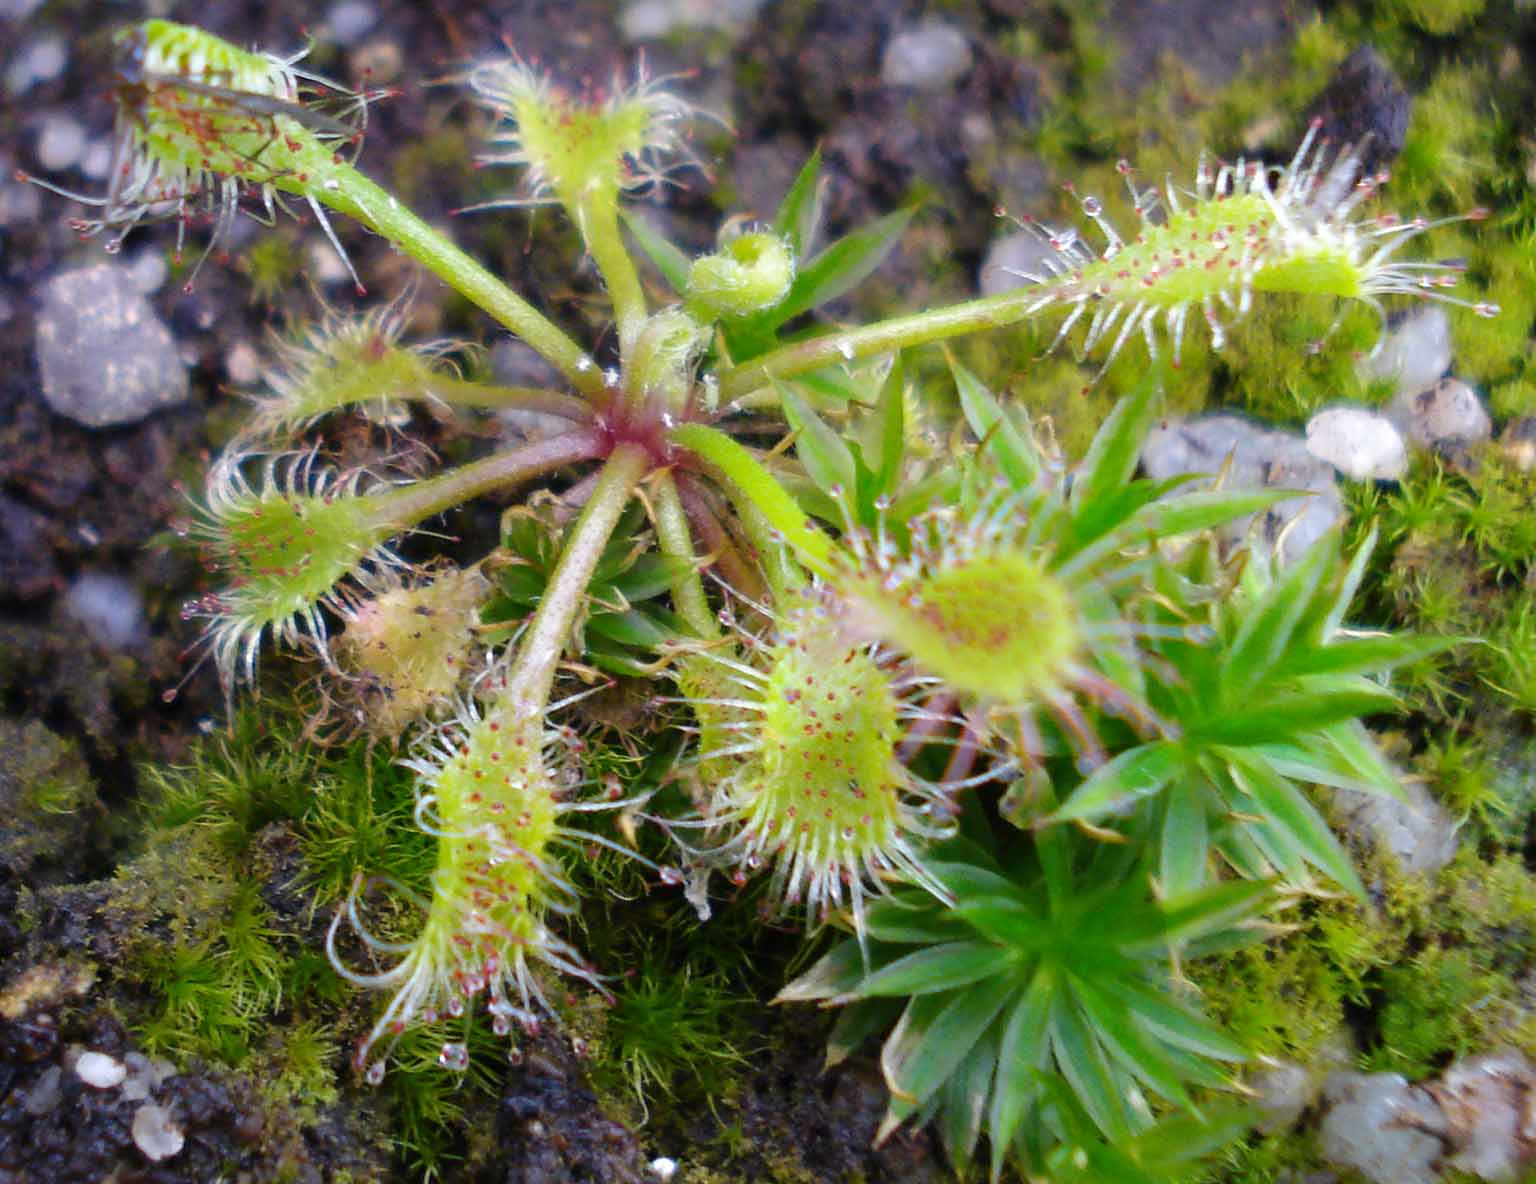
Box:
<box><xmin>1070</xmin><ymin>974</ymin><xmax>1193</xmax><ymax>1110</ymax></box>
<box><xmin>776</xmin><ymin>940</ymin><xmax>871</xmax><ymax>1004</ymax></box>
<box><xmin>1159</xmin><ymin>787</ymin><xmax>1210</xmax><ymax>899</ymax></box>
<box><xmin>1069</xmin><ymin>366</ymin><xmax>1161</xmax><ymax>524</ymax></box>
<box><xmin>773</xmin><ymin>147</ymin><xmax>823</xmax><ymax>258</ymax></box>
<box><xmin>1222</xmin><ymin>535</ymin><xmax>1338</xmax><ymax>705</ymax></box>
<box><xmin>988</xmin><ymin>969</ymin><xmax>1055</xmax><ymax>1182</ymax></box>
<box><xmin>952</xmin><ymin>356</ymin><xmax>1041</xmax><ymax>490</ymax></box>
<box><xmin>1051</xmin><ymin>741</ymin><xmax>1185</xmax><ymax>823</ymax></box>
<box><xmin>1049</xmin><ymin>993</ymin><xmax>1134</xmax><ymax>1142</ymax></box>
<box><xmin>1223</xmin><ymin>747</ymin><xmax>1365</xmax><ymax>896</ymax></box>
<box><xmin>882</xmin><ymin>974</ymin><xmax>1015</xmax><ymax>1122</ymax></box>
<box><xmin>619</xmin><ymin>208</ymin><xmax>690</xmax><ymax>293</ymax></box>
<box><xmin>825</xmin><ymin>996</ymin><xmax>903</xmax><ymax>1068</ymax></box>
<box><xmin>670</xmin><ymin>421</ymin><xmax>836</xmax><ymax>574</ymax></box>
<box><xmin>777</xmin><ymin>381</ymin><xmax>857</xmax><ymax>495</ymax></box>
<box><xmin>940</xmin><ymin>1023</ymin><xmax>998</xmax><ymax>1172</ymax></box>
<box><xmin>778</xmin><ymin>206</ymin><xmax>915</xmax><ymax>321</ymax></box>
<box><xmin>857</xmin><ymin>940</ymin><xmax>1019</xmax><ymax>997</ymax></box>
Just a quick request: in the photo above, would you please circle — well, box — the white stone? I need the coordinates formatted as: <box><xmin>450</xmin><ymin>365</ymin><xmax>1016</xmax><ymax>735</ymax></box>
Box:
<box><xmin>622</xmin><ymin>0</ymin><xmax>765</xmax><ymax>39</ymax></box>
<box><xmin>881</xmin><ymin>21</ymin><xmax>972</xmax><ymax>91</ymax></box>
<box><xmin>35</xmin><ymin>114</ymin><xmax>86</xmax><ymax>173</ymax></box>
<box><xmin>1251</xmin><ymin>1059</ymin><xmax>1314</xmax><ymax>1133</ymax></box>
<box><xmin>1334</xmin><ymin>775</ymin><xmax>1459</xmax><ymax>876</ymax></box>
<box><xmin>1435</xmin><ymin>1050</ymin><xmax>1534</xmax><ymax>1180</ymax></box>
<box><xmin>1306</xmin><ymin>406</ymin><xmax>1407</xmax><ymax>480</ymax></box>
<box><xmin>66</xmin><ymin>573</ymin><xmax>146</xmax><ymax>651</ymax></box>
<box><xmin>5</xmin><ymin>37</ymin><xmax>66</xmax><ymax>96</ymax></box>
<box><xmin>1388</xmin><ymin>376</ymin><xmax>1492</xmax><ymax>449</ymax></box>
<box><xmin>80</xmin><ymin>137</ymin><xmax>114</xmax><ymax>181</ymax></box>
<box><xmin>978</xmin><ymin>230</ymin><xmax>1061</xmax><ymax>297</ymax></box>
<box><xmin>327</xmin><ymin>0</ymin><xmax>378</xmax><ymax>46</ymax></box>
<box><xmin>75</xmin><ymin>1050</ymin><xmax>126</xmax><ymax>1089</ymax></box>
<box><xmin>1361</xmin><ymin>305</ymin><xmax>1452</xmax><ymax>398</ymax></box>
<box><xmin>650</xmin><ymin>1157</ymin><xmax>678</xmax><ymax>1181</ymax></box>
<box><xmin>1320</xmin><ymin>1071</ymin><xmax>1445</xmax><ymax>1184</ymax></box>
<box><xmin>1141</xmin><ymin>413</ymin><xmax>1344</xmax><ymax>565</ymax></box>
<box><xmin>132</xmin><ymin>1102</ymin><xmax>185</xmax><ymax>1162</ymax></box>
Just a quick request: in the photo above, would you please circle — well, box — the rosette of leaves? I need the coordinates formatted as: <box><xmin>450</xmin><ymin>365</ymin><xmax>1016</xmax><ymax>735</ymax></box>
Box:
<box><xmin>778</xmin><ymin>815</ymin><xmax>1270</xmax><ymax>1179</ymax></box>
<box><xmin>1048</xmin><ymin>525</ymin><xmax>1457</xmax><ymax>898</ymax></box>
<box><xmin>483</xmin><ymin>499</ymin><xmax>687</xmax><ymax>677</ymax></box>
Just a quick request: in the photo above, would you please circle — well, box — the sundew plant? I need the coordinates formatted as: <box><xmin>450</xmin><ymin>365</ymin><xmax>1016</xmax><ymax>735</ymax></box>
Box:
<box><xmin>35</xmin><ymin>18</ymin><xmax>1498</xmax><ymax>1179</ymax></box>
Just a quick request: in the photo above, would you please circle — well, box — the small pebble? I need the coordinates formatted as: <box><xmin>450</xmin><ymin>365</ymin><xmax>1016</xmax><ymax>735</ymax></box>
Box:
<box><xmin>1306</xmin><ymin>406</ymin><xmax>1407</xmax><ymax>480</ymax></box>
<box><xmin>1320</xmin><ymin>1071</ymin><xmax>1444</xmax><ymax>1184</ymax></box>
<box><xmin>21</xmin><ymin>1065</ymin><xmax>62</xmax><ymax>1116</ymax></box>
<box><xmin>131</xmin><ymin>1102</ymin><xmax>185</xmax><ymax>1162</ymax></box>
<box><xmin>349</xmin><ymin>38</ymin><xmax>403</xmax><ymax>85</ymax></box>
<box><xmin>5</xmin><ymin>36</ymin><xmax>66</xmax><ymax>96</ymax></box>
<box><xmin>1360</xmin><ymin>305</ymin><xmax>1451</xmax><ymax>399</ymax></box>
<box><xmin>126</xmin><ymin>248</ymin><xmax>169</xmax><ymax>295</ymax></box>
<box><xmin>1142</xmin><ymin>413</ymin><xmax>1343</xmax><ymax>565</ymax></box>
<box><xmin>225</xmin><ymin>341</ymin><xmax>262</xmax><ymax>387</ymax></box>
<box><xmin>75</xmin><ymin>1050</ymin><xmax>127</xmax><ymax>1089</ymax></box>
<box><xmin>1334</xmin><ymin>776</ymin><xmax>1459</xmax><ymax>875</ymax></box>
<box><xmin>0</xmin><ymin>175</ymin><xmax>42</xmax><ymax>227</ymax></box>
<box><xmin>650</xmin><ymin>1157</ymin><xmax>678</xmax><ymax>1181</ymax></box>
<box><xmin>621</xmin><ymin>0</ymin><xmax>765</xmax><ymax>39</ymax></box>
<box><xmin>35</xmin><ymin>263</ymin><xmax>190</xmax><ymax>427</ymax></box>
<box><xmin>881</xmin><ymin>21</ymin><xmax>972</xmax><ymax>90</ymax></box>
<box><xmin>1498</xmin><ymin>416</ymin><xmax>1536</xmax><ymax>473</ymax></box>
<box><xmin>327</xmin><ymin>0</ymin><xmax>378</xmax><ymax>46</ymax></box>
<box><xmin>66</xmin><ymin>572</ymin><xmax>146</xmax><ymax>651</ymax></box>
<box><xmin>1389</xmin><ymin>376</ymin><xmax>1492</xmax><ymax>449</ymax></box>
<box><xmin>1436</xmin><ymin>1050</ymin><xmax>1534</xmax><ymax>1180</ymax></box>
<box><xmin>306</xmin><ymin>236</ymin><xmax>354</xmax><ymax>287</ymax></box>
<box><xmin>1252</xmin><ymin>1059</ymin><xmax>1314</xmax><ymax>1133</ymax></box>
<box><xmin>34</xmin><ymin>113</ymin><xmax>86</xmax><ymax>173</ymax></box>
<box><xmin>977</xmin><ymin>230</ymin><xmax>1061</xmax><ymax>297</ymax></box>
<box><xmin>80</xmin><ymin>137</ymin><xmax>113</xmax><ymax>180</ymax></box>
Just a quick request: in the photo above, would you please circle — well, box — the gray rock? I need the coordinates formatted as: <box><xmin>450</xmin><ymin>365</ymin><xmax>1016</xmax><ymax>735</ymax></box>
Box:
<box><xmin>20</xmin><ymin>1065</ymin><xmax>61</xmax><ymax>1117</ymax></box>
<box><xmin>880</xmin><ymin>21</ymin><xmax>972</xmax><ymax>91</ymax></box>
<box><xmin>1499</xmin><ymin>416</ymin><xmax>1536</xmax><ymax>474</ymax></box>
<box><xmin>1361</xmin><ymin>306</ymin><xmax>1452</xmax><ymax>399</ymax></box>
<box><xmin>1304</xmin><ymin>46</ymin><xmax>1411</xmax><ymax>176</ymax></box>
<box><xmin>1306</xmin><ymin>406</ymin><xmax>1408</xmax><ymax>480</ymax></box>
<box><xmin>34</xmin><ymin>113</ymin><xmax>86</xmax><ymax>173</ymax></box>
<box><xmin>1433</xmin><ymin>1050</ymin><xmax>1535</xmax><ymax>1180</ymax></box>
<box><xmin>4</xmin><ymin>36</ymin><xmax>66</xmax><ymax>97</ymax></box>
<box><xmin>1252</xmin><ymin>1059</ymin><xmax>1315</xmax><ymax>1133</ymax></box>
<box><xmin>131</xmin><ymin>1102</ymin><xmax>185</xmax><ymax>1162</ymax></box>
<box><xmin>1141</xmin><ymin>414</ymin><xmax>1344</xmax><ymax>564</ymax></box>
<box><xmin>1334</xmin><ymin>776</ymin><xmax>1459</xmax><ymax>876</ymax></box>
<box><xmin>621</xmin><ymin>0</ymin><xmax>766</xmax><ymax>39</ymax></box>
<box><xmin>1319</xmin><ymin>1071</ymin><xmax>1445</xmax><ymax>1184</ymax></box>
<box><xmin>1388</xmin><ymin>376</ymin><xmax>1492</xmax><ymax>450</ymax></box>
<box><xmin>35</xmin><ymin>264</ymin><xmax>189</xmax><ymax>427</ymax></box>
<box><xmin>978</xmin><ymin>230</ymin><xmax>1062</xmax><ymax>297</ymax></box>
<box><xmin>327</xmin><ymin>0</ymin><xmax>378</xmax><ymax>47</ymax></box>
<box><xmin>65</xmin><ymin>573</ymin><xmax>146</xmax><ymax>651</ymax></box>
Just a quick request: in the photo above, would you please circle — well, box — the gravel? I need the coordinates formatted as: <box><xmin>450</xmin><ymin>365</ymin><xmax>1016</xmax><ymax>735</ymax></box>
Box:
<box><xmin>34</xmin><ymin>263</ymin><xmax>190</xmax><ymax>428</ymax></box>
<box><xmin>1305</xmin><ymin>406</ymin><xmax>1408</xmax><ymax>480</ymax></box>
<box><xmin>880</xmin><ymin>21</ymin><xmax>973</xmax><ymax>90</ymax></box>
<box><xmin>1360</xmin><ymin>305</ymin><xmax>1452</xmax><ymax>399</ymax></box>
<box><xmin>1388</xmin><ymin>376</ymin><xmax>1493</xmax><ymax>450</ymax></box>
